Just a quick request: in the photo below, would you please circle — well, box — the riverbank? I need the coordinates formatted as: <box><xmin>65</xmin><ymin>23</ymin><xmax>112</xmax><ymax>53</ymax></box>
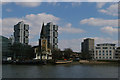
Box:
<box><xmin>2</xmin><ymin>59</ymin><xmax>119</xmax><ymax>65</ymax></box>
<box><xmin>79</xmin><ymin>60</ymin><xmax>119</xmax><ymax>64</ymax></box>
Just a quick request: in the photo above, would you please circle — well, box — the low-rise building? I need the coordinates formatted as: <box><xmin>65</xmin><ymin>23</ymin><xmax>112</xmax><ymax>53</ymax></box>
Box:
<box><xmin>94</xmin><ymin>43</ymin><xmax>116</xmax><ymax>60</ymax></box>
<box><xmin>33</xmin><ymin>45</ymin><xmax>52</xmax><ymax>60</ymax></box>
<box><xmin>114</xmin><ymin>47</ymin><xmax>120</xmax><ymax>60</ymax></box>
<box><xmin>0</xmin><ymin>36</ymin><xmax>12</xmax><ymax>61</ymax></box>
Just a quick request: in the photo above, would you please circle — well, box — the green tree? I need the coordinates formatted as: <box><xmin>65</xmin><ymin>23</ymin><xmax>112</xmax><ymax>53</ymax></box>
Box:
<box><xmin>81</xmin><ymin>52</ymin><xmax>91</xmax><ymax>60</ymax></box>
<box><xmin>52</xmin><ymin>48</ymin><xmax>61</xmax><ymax>62</ymax></box>
<box><xmin>63</xmin><ymin>48</ymin><xmax>73</xmax><ymax>59</ymax></box>
<box><xmin>11</xmin><ymin>43</ymin><xmax>34</xmax><ymax>60</ymax></box>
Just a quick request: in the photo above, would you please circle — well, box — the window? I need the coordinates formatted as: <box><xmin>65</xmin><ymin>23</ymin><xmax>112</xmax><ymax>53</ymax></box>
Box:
<box><xmin>106</xmin><ymin>50</ymin><xmax>108</xmax><ymax>53</ymax></box>
<box><xmin>97</xmin><ymin>44</ymin><xmax>100</xmax><ymax>46</ymax></box>
<box><xmin>43</xmin><ymin>41</ymin><xmax>46</xmax><ymax>44</ymax></box>
<box><xmin>109</xmin><ymin>50</ymin><xmax>112</xmax><ymax>55</ymax></box>
<box><xmin>113</xmin><ymin>47</ymin><xmax>115</xmax><ymax>49</ymax></box>
<box><xmin>103</xmin><ymin>50</ymin><xmax>104</xmax><ymax>54</ymax></box>
<box><xmin>103</xmin><ymin>47</ymin><xmax>108</xmax><ymax>49</ymax></box>
<box><xmin>99</xmin><ymin>51</ymin><xmax>101</xmax><ymax>55</ymax></box>
<box><xmin>96</xmin><ymin>47</ymin><xmax>101</xmax><ymax>49</ymax></box>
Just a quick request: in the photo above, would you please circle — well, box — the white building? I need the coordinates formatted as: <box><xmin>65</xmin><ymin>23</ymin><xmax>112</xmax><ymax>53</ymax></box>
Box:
<box><xmin>33</xmin><ymin>45</ymin><xmax>52</xmax><ymax>60</ymax></box>
<box><xmin>114</xmin><ymin>47</ymin><xmax>120</xmax><ymax>60</ymax></box>
<box><xmin>94</xmin><ymin>43</ymin><xmax>116</xmax><ymax>60</ymax></box>
<box><xmin>14</xmin><ymin>21</ymin><xmax>29</xmax><ymax>44</ymax></box>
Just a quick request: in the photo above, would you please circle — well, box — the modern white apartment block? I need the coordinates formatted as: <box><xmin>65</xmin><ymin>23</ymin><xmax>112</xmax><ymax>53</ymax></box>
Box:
<box><xmin>40</xmin><ymin>22</ymin><xmax>58</xmax><ymax>51</ymax></box>
<box><xmin>114</xmin><ymin>47</ymin><xmax>120</xmax><ymax>60</ymax></box>
<box><xmin>14</xmin><ymin>21</ymin><xmax>29</xmax><ymax>44</ymax></box>
<box><xmin>94</xmin><ymin>43</ymin><xmax>116</xmax><ymax>60</ymax></box>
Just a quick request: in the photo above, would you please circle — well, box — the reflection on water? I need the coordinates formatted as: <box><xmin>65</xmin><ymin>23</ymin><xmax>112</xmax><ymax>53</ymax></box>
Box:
<box><xmin>2</xmin><ymin>64</ymin><xmax>118</xmax><ymax>78</ymax></box>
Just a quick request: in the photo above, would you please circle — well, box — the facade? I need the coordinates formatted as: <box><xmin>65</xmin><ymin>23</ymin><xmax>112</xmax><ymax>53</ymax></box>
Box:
<box><xmin>34</xmin><ymin>22</ymin><xmax>56</xmax><ymax>60</ymax></box>
<box><xmin>40</xmin><ymin>38</ymin><xmax>52</xmax><ymax>60</ymax></box>
<box><xmin>0</xmin><ymin>36</ymin><xmax>12</xmax><ymax>61</ymax></box>
<box><xmin>114</xmin><ymin>47</ymin><xmax>120</xmax><ymax>60</ymax></box>
<box><xmin>94</xmin><ymin>43</ymin><xmax>116</xmax><ymax>60</ymax></box>
<box><xmin>33</xmin><ymin>46</ymin><xmax>40</xmax><ymax>59</ymax></box>
<box><xmin>33</xmin><ymin>44</ymin><xmax>52</xmax><ymax>60</ymax></box>
<box><xmin>81</xmin><ymin>38</ymin><xmax>94</xmax><ymax>59</ymax></box>
<box><xmin>9</xmin><ymin>35</ymin><xmax>14</xmax><ymax>45</ymax></box>
<box><xmin>40</xmin><ymin>22</ymin><xmax>58</xmax><ymax>51</ymax></box>
<box><xmin>14</xmin><ymin>21</ymin><xmax>29</xmax><ymax>45</ymax></box>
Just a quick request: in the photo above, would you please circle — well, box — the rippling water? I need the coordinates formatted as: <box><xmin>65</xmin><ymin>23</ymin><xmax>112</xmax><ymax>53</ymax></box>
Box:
<box><xmin>2</xmin><ymin>63</ymin><xmax>118</xmax><ymax>78</ymax></box>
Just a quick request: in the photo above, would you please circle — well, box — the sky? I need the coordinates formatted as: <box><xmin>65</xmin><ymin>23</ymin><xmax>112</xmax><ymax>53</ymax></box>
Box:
<box><xmin>1</xmin><ymin>2</ymin><xmax>119</xmax><ymax>52</ymax></box>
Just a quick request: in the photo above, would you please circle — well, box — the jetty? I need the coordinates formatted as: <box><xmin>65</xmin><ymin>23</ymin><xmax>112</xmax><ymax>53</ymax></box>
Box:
<box><xmin>55</xmin><ymin>60</ymin><xmax>72</xmax><ymax>64</ymax></box>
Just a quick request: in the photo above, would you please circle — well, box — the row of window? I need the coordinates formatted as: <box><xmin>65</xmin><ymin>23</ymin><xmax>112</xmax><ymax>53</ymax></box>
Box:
<box><xmin>96</xmin><ymin>50</ymin><xmax>112</xmax><ymax>53</ymax></box>
<box><xmin>95</xmin><ymin>57</ymin><xmax>112</xmax><ymax>59</ymax></box>
<box><xmin>96</xmin><ymin>53</ymin><xmax>112</xmax><ymax>55</ymax></box>
<box><xmin>96</xmin><ymin>47</ymin><xmax>115</xmax><ymax>49</ymax></box>
<box><xmin>97</xmin><ymin>44</ymin><xmax>115</xmax><ymax>46</ymax></box>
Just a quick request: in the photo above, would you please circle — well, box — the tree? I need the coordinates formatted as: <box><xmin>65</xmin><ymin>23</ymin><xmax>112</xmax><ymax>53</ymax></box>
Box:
<box><xmin>63</xmin><ymin>48</ymin><xmax>73</xmax><ymax>59</ymax></box>
<box><xmin>52</xmin><ymin>48</ymin><xmax>61</xmax><ymax>62</ymax></box>
<box><xmin>81</xmin><ymin>52</ymin><xmax>91</xmax><ymax>60</ymax></box>
<box><xmin>10</xmin><ymin>43</ymin><xmax>34</xmax><ymax>60</ymax></box>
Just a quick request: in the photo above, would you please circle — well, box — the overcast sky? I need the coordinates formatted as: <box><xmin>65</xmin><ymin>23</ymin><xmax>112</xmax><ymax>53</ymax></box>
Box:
<box><xmin>1</xmin><ymin>2</ymin><xmax>118</xmax><ymax>52</ymax></box>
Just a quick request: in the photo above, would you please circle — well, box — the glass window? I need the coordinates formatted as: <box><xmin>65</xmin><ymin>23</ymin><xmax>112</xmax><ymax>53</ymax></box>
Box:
<box><xmin>103</xmin><ymin>47</ymin><xmax>108</xmax><ymax>49</ymax></box>
<box><xmin>103</xmin><ymin>50</ymin><xmax>104</xmax><ymax>54</ymax></box>
<box><xmin>106</xmin><ymin>50</ymin><xmax>108</xmax><ymax>53</ymax></box>
<box><xmin>109</xmin><ymin>50</ymin><xmax>112</xmax><ymax>55</ymax></box>
<box><xmin>96</xmin><ymin>47</ymin><xmax>101</xmax><ymax>49</ymax></box>
<box><xmin>99</xmin><ymin>51</ymin><xmax>101</xmax><ymax>53</ymax></box>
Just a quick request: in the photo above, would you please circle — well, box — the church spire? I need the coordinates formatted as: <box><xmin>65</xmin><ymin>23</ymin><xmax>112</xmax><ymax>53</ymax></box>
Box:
<box><xmin>40</xmin><ymin>22</ymin><xmax>46</xmax><ymax>38</ymax></box>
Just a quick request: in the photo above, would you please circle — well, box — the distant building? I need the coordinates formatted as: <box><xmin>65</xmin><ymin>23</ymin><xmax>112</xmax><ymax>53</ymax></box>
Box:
<box><xmin>9</xmin><ymin>35</ymin><xmax>14</xmax><ymax>45</ymax></box>
<box><xmin>114</xmin><ymin>47</ymin><xmax>120</xmax><ymax>60</ymax></box>
<box><xmin>94</xmin><ymin>43</ymin><xmax>116</xmax><ymax>60</ymax></box>
<box><xmin>81</xmin><ymin>38</ymin><xmax>94</xmax><ymax>59</ymax></box>
<box><xmin>40</xmin><ymin>22</ymin><xmax>58</xmax><ymax>51</ymax></box>
<box><xmin>33</xmin><ymin>45</ymin><xmax>40</xmax><ymax>59</ymax></box>
<box><xmin>0</xmin><ymin>36</ymin><xmax>12</xmax><ymax>61</ymax></box>
<box><xmin>14</xmin><ymin>21</ymin><xmax>29</xmax><ymax>45</ymax></box>
<box><xmin>34</xmin><ymin>22</ymin><xmax>57</xmax><ymax>60</ymax></box>
<box><xmin>40</xmin><ymin>38</ymin><xmax>52</xmax><ymax>60</ymax></box>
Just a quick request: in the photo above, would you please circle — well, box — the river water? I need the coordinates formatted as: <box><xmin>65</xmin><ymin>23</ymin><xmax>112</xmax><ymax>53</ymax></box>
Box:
<box><xmin>2</xmin><ymin>63</ymin><xmax>119</xmax><ymax>78</ymax></box>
